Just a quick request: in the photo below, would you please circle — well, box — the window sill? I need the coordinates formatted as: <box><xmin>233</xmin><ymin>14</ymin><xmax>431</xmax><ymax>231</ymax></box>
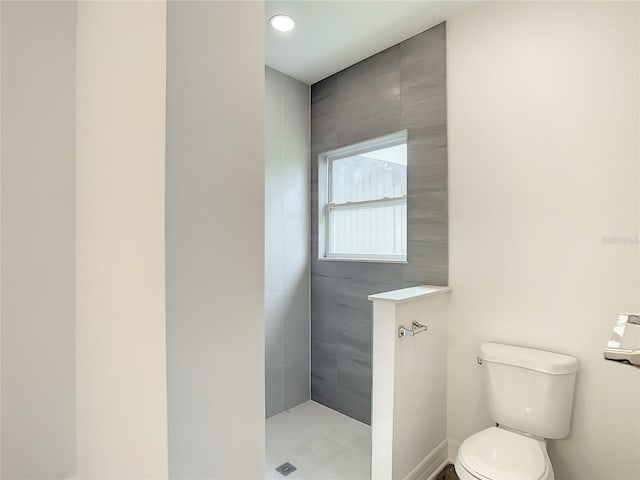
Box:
<box><xmin>318</xmin><ymin>256</ymin><xmax>408</xmax><ymax>265</ymax></box>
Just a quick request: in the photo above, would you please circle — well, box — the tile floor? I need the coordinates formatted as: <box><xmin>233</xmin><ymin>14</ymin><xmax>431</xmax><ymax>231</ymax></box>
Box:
<box><xmin>265</xmin><ymin>401</ymin><xmax>371</xmax><ymax>480</ymax></box>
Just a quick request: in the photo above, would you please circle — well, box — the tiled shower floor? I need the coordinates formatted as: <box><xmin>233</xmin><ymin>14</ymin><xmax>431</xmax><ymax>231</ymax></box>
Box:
<box><xmin>265</xmin><ymin>401</ymin><xmax>371</xmax><ymax>480</ymax></box>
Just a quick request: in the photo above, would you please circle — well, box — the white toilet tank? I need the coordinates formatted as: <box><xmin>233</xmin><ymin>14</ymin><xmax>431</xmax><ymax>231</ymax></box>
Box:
<box><xmin>480</xmin><ymin>342</ymin><xmax>579</xmax><ymax>439</ymax></box>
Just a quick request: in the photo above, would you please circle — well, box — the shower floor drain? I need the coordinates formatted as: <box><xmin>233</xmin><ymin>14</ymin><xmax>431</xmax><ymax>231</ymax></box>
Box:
<box><xmin>275</xmin><ymin>462</ymin><xmax>297</xmax><ymax>476</ymax></box>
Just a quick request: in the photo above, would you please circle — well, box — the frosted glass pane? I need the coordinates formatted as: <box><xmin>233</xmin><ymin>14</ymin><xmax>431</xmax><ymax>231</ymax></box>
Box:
<box><xmin>331</xmin><ymin>143</ymin><xmax>406</xmax><ymax>204</ymax></box>
<box><xmin>329</xmin><ymin>204</ymin><xmax>406</xmax><ymax>257</ymax></box>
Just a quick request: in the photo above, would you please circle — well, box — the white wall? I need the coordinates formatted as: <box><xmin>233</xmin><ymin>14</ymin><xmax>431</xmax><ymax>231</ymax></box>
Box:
<box><xmin>265</xmin><ymin>66</ymin><xmax>310</xmax><ymax>418</ymax></box>
<box><xmin>1</xmin><ymin>2</ymin><xmax>77</xmax><ymax>477</ymax></box>
<box><xmin>75</xmin><ymin>2</ymin><xmax>168</xmax><ymax>477</ymax></box>
<box><xmin>447</xmin><ymin>2</ymin><xmax>640</xmax><ymax>479</ymax></box>
<box><xmin>165</xmin><ymin>2</ymin><xmax>265</xmax><ymax>478</ymax></box>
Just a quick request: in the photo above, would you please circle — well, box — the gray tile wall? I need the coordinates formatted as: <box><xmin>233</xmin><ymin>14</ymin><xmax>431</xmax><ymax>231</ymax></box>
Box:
<box><xmin>265</xmin><ymin>67</ymin><xmax>311</xmax><ymax>417</ymax></box>
<box><xmin>310</xmin><ymin>23</ymin><xmax>448</xmax><ymax>425</ymax></box>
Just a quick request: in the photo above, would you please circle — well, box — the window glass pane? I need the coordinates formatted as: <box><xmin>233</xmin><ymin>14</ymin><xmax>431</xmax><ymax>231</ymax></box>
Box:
<box><xmin>329</xmin><ymin>203</ymin><xmax>407</xmax><ymax>257</ymax></box>
<box><xmin>330</xmin><ymin>143</ymin><xmax>406</xmax><ymax>204</ymax></box>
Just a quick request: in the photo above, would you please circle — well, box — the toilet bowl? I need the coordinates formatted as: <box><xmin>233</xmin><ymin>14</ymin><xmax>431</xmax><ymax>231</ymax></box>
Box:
<box><xmin>453</xmin><ymin>343</ymin><xmax>578</xmax><ymax>480</ymax></box>
<box><xmin>455</xmin><ymin>427</ymin><xmax>554</xmax><ymax>480</ymax></box>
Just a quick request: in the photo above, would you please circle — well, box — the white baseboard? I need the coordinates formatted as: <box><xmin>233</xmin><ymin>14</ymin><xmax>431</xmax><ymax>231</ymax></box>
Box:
<box><xmin>425</xmin><ymin>459</ymin><xmax>450</xmax><ymax>480</ymax></box>
<box><xmin>447</xmin><ymin>438</ymin><xmax>461</xmax><ymax>464</ymax></box>
<box><xmin>403</xmin><ymin>439</ymin><xmax>449</xmax><ymax>480</ymax></box>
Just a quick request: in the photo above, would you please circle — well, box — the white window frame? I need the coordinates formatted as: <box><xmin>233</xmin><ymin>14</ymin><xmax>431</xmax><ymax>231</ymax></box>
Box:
<box><xmin>318</xmin><ymin>130</ymin><xmax>408</xmax><ymax>263</ymax></box>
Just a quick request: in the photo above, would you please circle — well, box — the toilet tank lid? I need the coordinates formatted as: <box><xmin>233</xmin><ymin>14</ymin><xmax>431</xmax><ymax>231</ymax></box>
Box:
<box><xmin>480</xmin><ymin>343</ymin><xmax>579</xmax><ymax>375</ymax></box>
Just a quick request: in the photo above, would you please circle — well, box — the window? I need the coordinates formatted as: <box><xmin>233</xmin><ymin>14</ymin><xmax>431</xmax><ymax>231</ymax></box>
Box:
<box><xmin>318</xmin><ymin>131</ymin><xmax>407</xmax><ymax>262</ymax></box>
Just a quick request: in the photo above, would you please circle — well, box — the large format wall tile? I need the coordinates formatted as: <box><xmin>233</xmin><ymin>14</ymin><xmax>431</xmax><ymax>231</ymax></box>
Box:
<box><xmin>266</xmin><ymin>367</ymin><xmax>285</xmax><ymax>418</ymax></box>
<box><xmin>265</xmin><ymin>67</ymin><xmax>310</xmax><ymax>418</ymax></box>
<box><xmin>310</xmin><ymin>23</ymin><xmax>448</xmax><ymax>425</ymax></box>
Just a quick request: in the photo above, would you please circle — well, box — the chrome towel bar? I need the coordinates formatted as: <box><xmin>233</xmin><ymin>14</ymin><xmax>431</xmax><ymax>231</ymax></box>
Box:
<box><xmin>604</xmin><ymin>313</ymin><xmax>640</xmax><ymax>368</ymax></box>
<box><xmin>398</xmin><ymin>321</ymin><xmax>427</xmax><ymax>338</ymax></box>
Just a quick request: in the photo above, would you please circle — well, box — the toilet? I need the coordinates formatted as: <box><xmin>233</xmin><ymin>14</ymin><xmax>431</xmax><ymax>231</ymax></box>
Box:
<box><xmin>455</xmin><ymin>342</ymin><xmax>579</xmax><ymax>480</ymax></box>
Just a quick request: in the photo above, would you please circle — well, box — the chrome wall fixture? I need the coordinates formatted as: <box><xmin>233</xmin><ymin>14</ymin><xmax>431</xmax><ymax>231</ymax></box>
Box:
<box><xmin>604</xmin><ymin>313</ymin><xmax>640</xmax><ymax>368</ymax></box>
<box><xmin>398</xmin><ymin>321</ymin><xmax>428</xmax><ymax>338</ymax></box>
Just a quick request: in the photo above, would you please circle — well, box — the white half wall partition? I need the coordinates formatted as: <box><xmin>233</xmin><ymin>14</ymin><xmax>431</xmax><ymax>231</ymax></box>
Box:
<box><xmin>370</xmin><ymin>286</ymin><xmax>451</xmax><ymax>480</ymax></box>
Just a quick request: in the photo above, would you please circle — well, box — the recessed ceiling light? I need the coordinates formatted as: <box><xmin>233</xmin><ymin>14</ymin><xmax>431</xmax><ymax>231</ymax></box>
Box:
<box><xmin>269</xmin><ymin>14</ymin><xmax>296</xmax><ymax>32</ymax></box>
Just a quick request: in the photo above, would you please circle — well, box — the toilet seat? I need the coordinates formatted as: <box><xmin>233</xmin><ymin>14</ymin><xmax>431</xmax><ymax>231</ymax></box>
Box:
<box><xmin>456</xmin><ymin>427</ymin><xmax>551</xmax><ymax>480</ymax></box>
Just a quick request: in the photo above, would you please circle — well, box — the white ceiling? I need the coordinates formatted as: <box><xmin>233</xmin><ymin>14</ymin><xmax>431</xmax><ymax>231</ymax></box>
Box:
<box><xmin>265</xmin><ymin>1</ymin><xmax>475</xmax><ymax>85</ymax></box>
